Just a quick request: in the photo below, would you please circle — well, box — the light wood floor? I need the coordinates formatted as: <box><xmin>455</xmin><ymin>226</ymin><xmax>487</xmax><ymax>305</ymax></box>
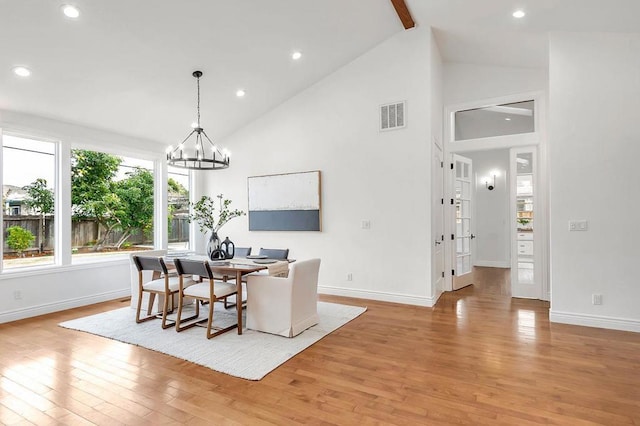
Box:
<box><xmin>1</xmin><ymin>267</ymin><xmax>639</xmax><ymax>425</ymax></box>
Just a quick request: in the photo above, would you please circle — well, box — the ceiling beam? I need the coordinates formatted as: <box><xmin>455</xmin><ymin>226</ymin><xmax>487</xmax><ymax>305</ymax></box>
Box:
<box><xmin>390</xmin><ymin>0</ymin><xmax>415</xmax><ymax>30</ymax></box>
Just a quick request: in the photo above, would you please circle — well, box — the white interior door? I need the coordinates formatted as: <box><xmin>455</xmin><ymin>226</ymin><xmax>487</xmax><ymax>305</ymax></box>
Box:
<box><xmin>432</xmin><ymin>140</ymin><xmax>445</xmax><ymax>293</ymax></box>
<box><xmin>510</xmin><ymin>147</ymin><xmax>541</xmax><ymax>298</ymax></box>
<box><xmin>453</xmin><ymin>154</ymin><xmax>474</xmax><ymax>290</ymax></box>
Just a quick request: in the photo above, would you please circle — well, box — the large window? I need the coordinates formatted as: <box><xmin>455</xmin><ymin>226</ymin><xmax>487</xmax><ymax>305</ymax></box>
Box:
<box><xmin>0</xmin><ymin>129</ymin><xmax>184</xmax><ymax>273</ymax></box>
<box><xmin>168</xmin><ymin>166</ymin><xmax>190</xmax><ymax>251</ymax></box>
<box><xmin>71</xmin><ymin>149</ymin><xmax>154</xmax><ymax>263</ymax></box>
<box><xmin>2</xmin><ymin>135</ymin><xmax>56</xmax><ymax>270</ymax></box>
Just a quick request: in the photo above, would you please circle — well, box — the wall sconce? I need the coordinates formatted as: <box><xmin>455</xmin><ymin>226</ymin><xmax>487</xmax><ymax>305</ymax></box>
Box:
<box><xmin>482</xmin><ymin>170</ymin><xmax>500</xmax><ymax>191</ymax></box>
<box><xmin>485</xmin><ymin>175</ymin><xmax>496</xmax><ymax>190</ymax></box>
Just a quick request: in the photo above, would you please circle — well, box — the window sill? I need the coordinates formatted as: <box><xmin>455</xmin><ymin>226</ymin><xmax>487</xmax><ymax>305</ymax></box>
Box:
<box><xmin>0</xmin><ymin>258</ymin><xmax>129</xmax><ymax>279</ymax></box>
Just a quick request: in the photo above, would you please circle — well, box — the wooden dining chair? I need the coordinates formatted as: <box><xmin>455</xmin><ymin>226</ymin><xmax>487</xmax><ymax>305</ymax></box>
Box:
<box><xmin>234</xmin><ymin>247</ymin><xmax>252</xmax><ymax>257</ymax></box>
<box><xmin>258</xmin><ymin>248</ymin><xmax>289</xmax><ymax>260</ymax></box>
<box><xmin>173</xmin><ymin>258</ymin><xmax>239</xmax><ymax>338</ymax></box>
<box><xmin>132</xmin><ymin>255</ymin><xmax>193</xmax><ymax>329</ymax></box>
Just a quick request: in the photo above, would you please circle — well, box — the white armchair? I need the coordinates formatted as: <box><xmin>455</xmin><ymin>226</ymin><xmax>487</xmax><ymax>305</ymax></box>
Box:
<box><xmin>246</xmin><ymin>258</ymin><xmax>321</xmax><ymax>337</ymax></box>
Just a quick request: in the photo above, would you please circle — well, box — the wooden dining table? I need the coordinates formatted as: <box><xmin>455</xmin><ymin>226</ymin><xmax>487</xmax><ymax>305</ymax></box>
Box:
<box><xmin>164</xmin><ymin>255</ymin><xmax>274</xmax><ymax>335</ymax></box>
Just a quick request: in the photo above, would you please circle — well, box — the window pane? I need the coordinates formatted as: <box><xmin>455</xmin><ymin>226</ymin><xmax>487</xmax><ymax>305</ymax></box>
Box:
<box><xmin>2</xmin><ymin>135</ymin><xmax>56</xmax><ymax>269</ymax></box>
<box><xmin>71</xmin><ymin>149</ymin><xmax>154</xmax><ymax>263</ymax></box>
<box><xmin>168</xmin><ymin>166</ymin><xmax>190</xmax><ymax>251</ymax></box>
<box><xmin>454</xmin><ymin>100</ymin><xmax>535</xmax><ymax>141</ymax></box>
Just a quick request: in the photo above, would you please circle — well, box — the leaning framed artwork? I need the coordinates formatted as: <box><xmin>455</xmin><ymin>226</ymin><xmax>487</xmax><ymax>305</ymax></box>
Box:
<box><xmin>247</xmin><ymin>170</ymin><xmax>321</xmax><ymax>231</ymax></box>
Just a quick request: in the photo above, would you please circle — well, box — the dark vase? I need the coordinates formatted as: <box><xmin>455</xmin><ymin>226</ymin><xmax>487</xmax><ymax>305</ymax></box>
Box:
<box><xmin>207</xmin><ymin>231</ymin><xmax>226</xmax><ymax>260</ymax></box>
<box><xmin>221</xmin><ymin>236</ymin><xmax>235</xmax><ymax>259</ymax></box>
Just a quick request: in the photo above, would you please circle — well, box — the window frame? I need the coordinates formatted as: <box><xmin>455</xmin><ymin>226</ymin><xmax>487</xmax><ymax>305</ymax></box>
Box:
<box><xmin>0</xmin><ymin>125</ymin><xmax>176</xmax><ymax>276</ymax></box>
<box><xmin>445</xmin><ymin>91</ymin><xmax>543</xmax><ymax>153</ymax></box>
<box><xmin>1</xmin><ymin>130</ymin><xmax>60</xmax><ymax>272</ymax></box>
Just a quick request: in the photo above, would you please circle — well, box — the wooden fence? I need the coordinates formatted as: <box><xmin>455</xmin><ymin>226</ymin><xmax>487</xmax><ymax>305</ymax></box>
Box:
<box><xmin>2</xmin><ymin>215</ymin><xmax>189</xmax><ymax>253</ymax></box>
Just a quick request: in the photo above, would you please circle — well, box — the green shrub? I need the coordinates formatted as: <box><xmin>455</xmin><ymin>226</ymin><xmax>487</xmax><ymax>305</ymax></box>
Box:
<box><xmin>121</xmin><ymin>242</ymin><xmax>132</xmax><ymax>249</ymax></box>
<box><xmin>6</xmin><ymin>226</ymin><xmax>35</xmax><ymax>257</ymax></box>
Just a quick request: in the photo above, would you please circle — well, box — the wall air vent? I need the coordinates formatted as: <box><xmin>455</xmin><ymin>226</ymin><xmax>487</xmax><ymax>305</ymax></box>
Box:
<box><xmin>380</xmin><ymin>101</ymin><xmax>406</xmax><ymax>131</ymax></box>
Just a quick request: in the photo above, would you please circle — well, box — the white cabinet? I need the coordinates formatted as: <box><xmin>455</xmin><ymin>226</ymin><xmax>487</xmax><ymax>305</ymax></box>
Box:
<box><xmin>517</xmin><ymin>240</ymin><xmax>533</xmax><ymax>256</ymax></box>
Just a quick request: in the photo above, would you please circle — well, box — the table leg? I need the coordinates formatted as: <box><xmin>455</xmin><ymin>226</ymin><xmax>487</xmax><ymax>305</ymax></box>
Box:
<box><xmin>236</xmin><ymin>271</ymin><xmax>243</xmax><ymax>335</ymax></box>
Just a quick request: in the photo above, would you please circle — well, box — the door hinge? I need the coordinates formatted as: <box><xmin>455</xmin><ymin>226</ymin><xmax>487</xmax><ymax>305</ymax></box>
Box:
<box><xmin>440</xmin><ymin>161</ymin><xmax>444</xmax><ymax>168</ymax></box>
<box><xmin>441</xmin><ymin>198</ymin><xmax>444</xmax><ymax>205</ymax></box>
<box><xmin>450</xmin><ymin>198</ymin><xmax>454</xmax><ymax>205</ymax></box>
<box><xmin>441</xmin><ymin>271</ymin><xmax>445</xmax><ymax>278</ymax></box>
<box><xmin>441</xmin><ymin>234</ymin><xmax>444</xmax><ymax>241</ymax></box>
<box><xmin>451</xmin><ymin>234</ymin><xmax>455</xmax><ymax>240</ymax></box>
<box><xmin>452</xmin><ymin>269</ymin><xmax>455</xmax><ymax>276</ymax></box>
<box><xmin>450</xmin><ymin>163</ymin><xmax>454</xmax><ymax>170</ymax></box>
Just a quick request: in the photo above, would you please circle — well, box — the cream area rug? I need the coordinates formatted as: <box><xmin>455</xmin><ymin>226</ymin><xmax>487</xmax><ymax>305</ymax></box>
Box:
<box><xmin>59</xmin><ymin>302</ymin><xmax>366</xmax><ymax>381</ymax></box>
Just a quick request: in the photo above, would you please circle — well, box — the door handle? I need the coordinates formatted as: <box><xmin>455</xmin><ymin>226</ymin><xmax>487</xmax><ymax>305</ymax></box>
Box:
<box><xmin>435</xmin><ymin>240</ymin><xmax>441</xmax><ymax>245</ymax></box>
<box><xmin>470</xmin><ymin>234</ymin><xmax>476</xmax><ymax>239</ymax></box>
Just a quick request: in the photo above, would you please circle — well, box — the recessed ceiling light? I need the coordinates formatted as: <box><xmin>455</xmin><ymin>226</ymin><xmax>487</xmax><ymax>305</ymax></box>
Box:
<box><xmin>291</xmin><ymin>51</ymin><xmax>302</xmax><ymax>61</ymax></box>
<box><xmin>12</xmin><ymin>66</ymin><xmax>31</xmax><ymax>77</ymax></box>
<box><xmin>512</xmin><ymin>10</ymin><xmax>525</xmax><ymax>19</ymax></box>
<box><xmin>505</xmin><ymin>117</ymin><xmax>512</xmax><ymax>121</ymax></box>
<box><xmin>236</xmin><ymin>89</ymin><xmax>246</xmax><ymax>98</ymax></box>
<box><xmin>62</xmin><ymin>5</ymin><xmax>80</xmax><ymax>19</ymax></box>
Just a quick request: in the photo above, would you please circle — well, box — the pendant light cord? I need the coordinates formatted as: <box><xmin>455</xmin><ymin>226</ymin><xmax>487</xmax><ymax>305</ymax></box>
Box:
<box><xmin>196</xmin><ymin>74</ymin><xmax>201</xmax><ymax>127</ymax></box>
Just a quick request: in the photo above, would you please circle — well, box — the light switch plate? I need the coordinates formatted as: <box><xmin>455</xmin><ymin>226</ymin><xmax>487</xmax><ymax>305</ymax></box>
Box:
<box><xmin>569</xmin><ymin>220</ymin><xmax>588</xmax><ymax>231</ymax></box>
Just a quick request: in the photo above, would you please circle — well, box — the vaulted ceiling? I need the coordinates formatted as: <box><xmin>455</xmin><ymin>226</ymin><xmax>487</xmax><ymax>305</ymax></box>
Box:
<box><xmin>1</xmin><ymin>0</ymin><xmax>639</xmax><ymax>148</ymax></box>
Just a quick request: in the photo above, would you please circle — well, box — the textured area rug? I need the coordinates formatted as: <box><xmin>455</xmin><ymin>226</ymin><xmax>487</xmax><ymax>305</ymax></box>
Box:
<box><xmin>59</xmin><ymin>302</ymin><xmax>366</xmax><ymax>380</ymax></box>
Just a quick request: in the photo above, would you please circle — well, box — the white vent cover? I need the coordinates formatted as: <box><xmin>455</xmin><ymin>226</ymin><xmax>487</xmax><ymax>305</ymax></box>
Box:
<box><xmin>380</xmin><ymin>101</ymin><xmax>406</xmax><ymax>131</ymax></box>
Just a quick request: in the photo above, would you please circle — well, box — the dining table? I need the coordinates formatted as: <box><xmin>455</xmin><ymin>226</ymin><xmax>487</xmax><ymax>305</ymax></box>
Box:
<box><xmin>164</xmin><ymin>254</ymin><xmax>288</xmax><ymax>335</ymax></box>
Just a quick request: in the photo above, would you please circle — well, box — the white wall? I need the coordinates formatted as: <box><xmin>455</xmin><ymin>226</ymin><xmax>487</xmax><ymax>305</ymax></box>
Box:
<box><xmin>548</xmin><ymin>32</ymin><xmax>640</xmax><ymax>332</ymax></box>
<box><xmin>465</xmin><ymin>149</ymin><xmax>510</xmax><ymax>268</ymax></box>
<box><xmin>0</xmin><ymin>110</ymin><xmax>163</xmax><ymax>323</ymax></box>
<box><xmin>198</xmin><ymin>27</ymin><xmax>436</xmax><ymax>306</ymax></box>
<box><xmin>430</xmin><ymin>30</ymin><xmax>444</xmax><ymax>300</ymax></box>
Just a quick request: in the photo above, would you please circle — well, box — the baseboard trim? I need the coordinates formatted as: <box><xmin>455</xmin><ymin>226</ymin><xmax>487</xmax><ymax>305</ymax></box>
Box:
<box><xmin>549</xmin><ymin>310</ymin><xmax>640</xmax><ymax>333</ymax></box>
<box><xmin>318</xmin><ymin>285</ymin><xmax>435</xmax><ymax>307</ymax></box>
<box><xmin>474</xmin><ymin>260</ymin><xmax>510</xmax><ymax>268</ymax></box>
<box><xmin>0</xmin><ymin>289</ymin><xmax>130</xmax><ymax>324</ymax></box>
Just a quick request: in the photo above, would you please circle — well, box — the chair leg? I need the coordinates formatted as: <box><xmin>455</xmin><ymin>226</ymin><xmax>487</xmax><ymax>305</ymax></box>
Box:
<box><xmin>176</xmin><ymin>295</ymin><xmax>202</xmax><ymax>332</ymax></box>
<box><xmin>161</xmin><ymin>292</ymin><xmax>179</xmax><ymax>329</ymax></box>
<box><xmin>206</xmin><ymin>299</ymin><xmax>237</xmax><ymax>339</ymax></box>
<box><xmin>206</xmin><ymin>300</ymin><xmax>214</xmax><ymax>338</ymax></box>
<box><xmin>147</xmin><ymin>293</ymin><xmax>156</xmax><ymax>316</ymax></box>
<box><xmin>223</xmin><ymin>294</ymin><xmax>246</xmax><ymax>310</ymax></box>
<box><xmin>135</xmin><ymin>288</ymin><xmax>144</xmax><ymax>323</ymax></box>
<box><xmin>136</xmin><ymin>290</ymin><xmax>157</xmax><ymax>323</ymax></box>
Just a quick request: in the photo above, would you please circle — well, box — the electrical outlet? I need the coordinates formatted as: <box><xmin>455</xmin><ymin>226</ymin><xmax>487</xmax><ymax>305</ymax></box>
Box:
<box><xmin>13</xmin><ymin>290</ymin><xmax>22</xmax><ymax>300</ymax></box>
<box><xmin>347</xmin><ymin>273</ymin><xmax>353</xmax><ymax>281</ymax></box>
<box><xmin>361</xmin><ymin>220</ymin><xmax>371</xmax><ymax>230</ymax></box>
<box><xmin>592</xmin><ymin>294</ymin><xmax>603</xmax><ymax>305</ymax></box>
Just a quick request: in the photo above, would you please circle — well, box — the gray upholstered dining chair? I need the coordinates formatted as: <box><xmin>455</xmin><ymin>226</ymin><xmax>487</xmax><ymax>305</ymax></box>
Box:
<box><xmin>132</xmin><ymin>255</ymin><xmax>195</xmax><ymax>329</ymax></box>
<box><xmin>234</xmin><ymin>247</ymin><xmax>252</xmax><ymax>257</ymax></box>
<box><xmin>173</xmin><ymin>258</ymin><xmax>238</xmax><ymax>339</ymax></box>
<box><xmin>258</xmin><ymin>248</ymin><xmax>289</xmax><ymax>260</ymax></box>
<box><xmin>239</xmin><ymin>247</ymin><xmax>291</xmax><ymax>286</ymax></box>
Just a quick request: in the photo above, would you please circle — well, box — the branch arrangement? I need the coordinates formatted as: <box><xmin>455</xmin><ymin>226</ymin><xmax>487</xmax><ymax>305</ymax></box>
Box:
<box><xmin>188</xmin><ymin>194</ymin><xmax>245</xmax><ymax>233</ymax></box>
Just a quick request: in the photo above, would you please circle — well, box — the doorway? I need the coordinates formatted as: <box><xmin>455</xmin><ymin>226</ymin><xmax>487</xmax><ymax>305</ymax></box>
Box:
<box><xmin>445</xmin><ymin>146</ymin><xmax>543</xmax><ymax>299</ymax></box>
<box><xmin>442</xmin><ymin>92</ymin><xmax>548</xmax><ymax>301</ymax></box>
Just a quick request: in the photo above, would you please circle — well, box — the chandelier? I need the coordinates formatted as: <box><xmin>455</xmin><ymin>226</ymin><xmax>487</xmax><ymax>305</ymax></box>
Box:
<box><xmin>166</xmin><ymin>71</ymin><xmax>230</xmax><ymax>170</ymax></box>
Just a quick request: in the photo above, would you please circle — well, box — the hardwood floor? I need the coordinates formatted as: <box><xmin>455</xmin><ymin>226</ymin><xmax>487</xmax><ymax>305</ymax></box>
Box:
<box><xmin>1</xmin><ymin>268</ymin><xmax>639</xmax><ymax>425</ymax></box>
